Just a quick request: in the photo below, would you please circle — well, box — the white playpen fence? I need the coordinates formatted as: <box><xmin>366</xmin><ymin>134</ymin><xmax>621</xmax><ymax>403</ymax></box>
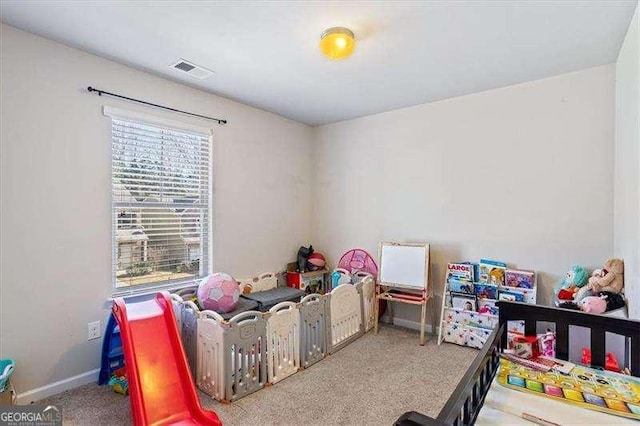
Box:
<box><xmin>327</xmin><ymin>283</ymin><xmax>363</xmax><ymax>354</ymax></box>
<box><xmin>197</xmin><ymin>309</ymin><xmax>268</xmax><ymax>402</ymax></box>
<box><xmin>266</xmin><ymin>301</ymin><xmax>301</xmax><ymax>384</ymax></box>
<box><xmin>172</xmin><ymin>273</ymin><xmax>374</xmax><ymax>403</ymax></box>
<box><xmin>299</xmin><ymin>293</ymin><xmax>327</xmax><ymax>368</ymax></box>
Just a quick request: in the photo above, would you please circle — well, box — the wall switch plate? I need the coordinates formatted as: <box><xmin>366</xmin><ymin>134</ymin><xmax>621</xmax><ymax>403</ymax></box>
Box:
<box><xmin>88</xmin><ymin>321</ymin><xmax>101</xmax><ymax>340</ymax></box>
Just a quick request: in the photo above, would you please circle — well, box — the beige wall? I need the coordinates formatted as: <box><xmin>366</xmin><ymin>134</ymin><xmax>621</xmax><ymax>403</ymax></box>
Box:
<box><xmin>614</xmin><ymin>2</ymin><xmax>640</xmax><ymax>320</ymax></box>
<box><xmin>313</xmin><ymin>65</ymin><xmax>615</xmax><ymax>327</ymax></box>
<box><xmin>0</xmin><ymin>20</ymin><xmax>626</xmax><ymax>400</ymax></box>
<box><xmin>0</xmin><ymin>24</ymin><xmax>314</xmax><ymax>398</ymax></box>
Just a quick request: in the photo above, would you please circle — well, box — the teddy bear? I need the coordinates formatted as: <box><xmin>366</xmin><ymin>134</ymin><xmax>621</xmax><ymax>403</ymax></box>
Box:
<box><xmin>588</xmin><ymin>258</ymin><xmax>624</xmax><ymax>294</ymax></box>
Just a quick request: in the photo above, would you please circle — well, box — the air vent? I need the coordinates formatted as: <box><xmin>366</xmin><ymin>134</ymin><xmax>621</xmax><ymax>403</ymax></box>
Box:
<box><xmin>170</xmin><ymin>59</ymin><xmax>214</xmax><ymax>79</ymax></box>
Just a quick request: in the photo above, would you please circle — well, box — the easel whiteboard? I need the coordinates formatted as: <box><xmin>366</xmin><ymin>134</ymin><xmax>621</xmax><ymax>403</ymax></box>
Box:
<box><xmin>378</xmin><ymin>242</ymin><xmax>430</xmax><ymax>291</ymax></box>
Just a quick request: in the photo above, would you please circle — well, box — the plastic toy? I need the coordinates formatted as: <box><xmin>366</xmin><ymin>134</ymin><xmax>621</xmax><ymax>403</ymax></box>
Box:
<box><xmin>554</xmin><ymin>264</ymin><xmax>588</xmax><ymax>302</ymax></box>
<box><xmin>197</xmin><ymin>272</ymin><xmax>240</xmax><ymax>313</ymax></box>
<box><xmin>579</xmin><ymin>294</ymin><xmax>608</xmax><ymax>314</ymax></box>
<box><xmin>513</xmin><ymin>335</ymin><xmax>540</xmax><ymax>359</ymax></box>
<box><xmin>581</xmin><ymin>348</ymin><xmax>620</xmax><ymax>372</ymax></box>
<box><xmin>112</xmin><ymin>292</ymin><xmax>221</xmax><ymax>425</ymax></box>
<box><xmin>108</xmin><ymin>366</ymin><xmax>129</xmax><ymax>395</ymax></box>
<box><xmin>0</xmin><ymin>359</ymin><xmax>15</xmax><ymax>392</ymax></box>
<box><xmin>331</xmin><ymin>268</ymin><xmax>351</xmax><ymax>288</ymax></box>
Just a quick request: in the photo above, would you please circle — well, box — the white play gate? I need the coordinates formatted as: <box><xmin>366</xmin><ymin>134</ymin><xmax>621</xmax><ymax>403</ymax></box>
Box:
<box><xmin>267</xmin><ymin>302</ymin><xmax>300</xmax><ymax>384</ymax></box>
<box><xmin>170</xmin><ymin>273</ymin><xmax>379</xmax><ymax>403</ymax></box>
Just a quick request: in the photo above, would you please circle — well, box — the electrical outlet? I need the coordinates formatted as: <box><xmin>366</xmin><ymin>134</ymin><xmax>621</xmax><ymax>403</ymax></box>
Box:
<box><xmin>88</xmin><ymin>321</ymin><xmax>101</xmax><ymax>340</ymax></box>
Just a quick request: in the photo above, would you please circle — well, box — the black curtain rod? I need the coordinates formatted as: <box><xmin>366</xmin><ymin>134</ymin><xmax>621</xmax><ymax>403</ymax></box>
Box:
<box><xmin>87</xmin><ymin>86</ymin><xmax>227</xmax><ymax>125</ymax></box>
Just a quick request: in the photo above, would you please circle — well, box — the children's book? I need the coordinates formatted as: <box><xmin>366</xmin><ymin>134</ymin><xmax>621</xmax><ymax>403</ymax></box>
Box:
<box><xmin>478</xmin><ymin>259</ymin><xmax>507</xmax><ymax>285</ymax></box>
<box><xmin>500</xmin><ymin>286</ymin><xmax>536</xmax><ymax>304</ymax></box>
<box><xmin>448</xmin><ymin>278</ymin><xmax>474</xmax><ymax>294</ymax></box>
<box><xmin>447</xmin><ymin>262</ymin><xmax>474</xmax><ymax>282</ymax></box>
<box><xmin>450</xmin><ymin>292</ymin><xmax>478</xmax><ymax>311</ymax></box>
<box><xmin>499</xmin><ymin>290</ymin><xmax>525</xmax><ymax>302</ymax></box>
<box><xmin>478</xmin><ymin>298</ymin><xmax>498</xmax><ymax>315</ymax></box>
<box><xmin>505</xmin><ymin>269</ymin><xmax>535</xmax><ymax>289</ymax></box>
<box><xmin>474</xmin><ymin>283</ymin><xmax>498</xmax><ymax>300</ymax></box>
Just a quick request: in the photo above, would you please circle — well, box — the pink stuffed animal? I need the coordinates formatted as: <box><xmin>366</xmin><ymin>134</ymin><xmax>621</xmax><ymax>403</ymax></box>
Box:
<box><xmin>579</xmin><ymin>295</ymin><xmax>608</xmax><ymax>314</ymax></box>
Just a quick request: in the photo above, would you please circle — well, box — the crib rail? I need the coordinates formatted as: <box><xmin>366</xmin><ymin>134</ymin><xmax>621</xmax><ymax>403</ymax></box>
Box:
<box><xmin>396</xmin><ymin>301</ymin><xmax>640</xmax><ymax>426</ymax></box>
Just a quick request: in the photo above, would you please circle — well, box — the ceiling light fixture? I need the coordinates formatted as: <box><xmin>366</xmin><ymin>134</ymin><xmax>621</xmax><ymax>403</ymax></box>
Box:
<box><xmin>319</xmin><ymin>27</ymin><xmax>355</xmax><ymax>60</ymax></box>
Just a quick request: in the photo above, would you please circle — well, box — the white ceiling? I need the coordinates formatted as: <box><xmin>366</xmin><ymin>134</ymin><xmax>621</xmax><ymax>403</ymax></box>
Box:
<box><xmin>1</xmin><ymin>1</ymin><xmax>637</xmax><ymax>125</ymax></box>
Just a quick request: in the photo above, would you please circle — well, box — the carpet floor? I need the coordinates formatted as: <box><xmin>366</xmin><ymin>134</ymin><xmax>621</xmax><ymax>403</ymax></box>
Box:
<box><xmin>38</xmin><ymin>325</ymin><xmax>476</xmax><ymax>425</ymax></box>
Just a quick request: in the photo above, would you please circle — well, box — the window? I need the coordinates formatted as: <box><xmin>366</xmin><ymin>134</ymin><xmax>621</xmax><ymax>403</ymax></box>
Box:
<box><xmin>110</xmin><ymin>114</ymin><xmax>211</xmax><ymax>295</ymax></box>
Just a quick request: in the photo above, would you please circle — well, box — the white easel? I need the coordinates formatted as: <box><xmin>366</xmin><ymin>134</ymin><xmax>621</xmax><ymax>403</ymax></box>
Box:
<box><xmin>374</xmin><ymin>242</ymin><xmax>431</xmax><ymax>345</ymax></box>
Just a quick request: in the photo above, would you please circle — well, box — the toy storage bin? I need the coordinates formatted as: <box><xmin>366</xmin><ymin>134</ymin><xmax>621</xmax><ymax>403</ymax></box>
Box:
<box><xmin>266</xmin><ymin>302</ymin><xmax>301</xmax><ymax>384</ymax></box>
<box><xmin>326</xmin><ymin>283</ymin><xmax>363</xmax><ymax>354</ymax></box>
<box><xmin>299</xmin><ymin>294</ymin><xmax>327</xmax><ymax>368</ymax></box>
<box><xmin>197</xmin><ymin>310</ymin><xmax>268</xmax><ymax>402</ymax></box>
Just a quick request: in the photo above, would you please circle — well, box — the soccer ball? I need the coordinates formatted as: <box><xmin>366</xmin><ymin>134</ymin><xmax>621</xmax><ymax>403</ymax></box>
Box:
<box><xmin>197</xmin><ymin>273</ymin><xmax>240</xmax><ymax>313</ymax></box>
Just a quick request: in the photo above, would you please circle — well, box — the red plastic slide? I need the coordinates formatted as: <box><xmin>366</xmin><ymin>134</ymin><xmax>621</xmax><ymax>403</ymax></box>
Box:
<box><xmin>112</xmin><ymin>292</ymin><xmax>222</xmax><ymax>426</ymax></box>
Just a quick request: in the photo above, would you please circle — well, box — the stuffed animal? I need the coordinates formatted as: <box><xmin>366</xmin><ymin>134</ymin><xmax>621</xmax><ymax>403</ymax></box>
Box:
<box><xmin>555</xmin><ymin>265</ymin><xmax>588</xmax><ymax>301</ymax></box>
<box><xmin>579</xmin><ymin>295</ymin><xmax>608</xmax><ymax>314</ymax></box>
<box><xmin>588</xmin><ymin>258</ymin><xmax>624</xmax><ymax>294</ymax></box>
<box><xmin>599</xmin><ymin>291</ymin><xmax>626</xmax><ymax>312</ymax></box>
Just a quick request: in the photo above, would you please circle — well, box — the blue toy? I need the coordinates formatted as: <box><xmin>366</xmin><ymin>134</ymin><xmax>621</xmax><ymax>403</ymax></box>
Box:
<box><xmin>553</xmin><ymin>264</ymin><xmax>588</xmax><ymax>305</ymax></box>
<box><xmin>0</xmin><ymin>359</ymin><xmax>15</xmax><ymax>392</ymax></box>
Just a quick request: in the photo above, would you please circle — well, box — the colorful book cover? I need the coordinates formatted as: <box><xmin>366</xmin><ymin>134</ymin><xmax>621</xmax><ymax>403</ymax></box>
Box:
<box><xmin>474</xmin><ymin>283</ymin><xmax>498</xmax><ymax>299</ymax></box>
<box><xmin>501</xmin><ymin>286</ymin><xmax>536</xmax><ymax>304</ymax></box>
<box><xmin>478</xmin><ymin>298</ymin><xmax>499</xmax><ymax>315</ymax></box>
<box><xmin>447</xmin><ymin>262</ymin><xmax>474</xmax><ymax>282</ymax></box>
<box><xmin>499</xmin><ymin>290</ymin><xmax>525</xmax><ymax>302</ymax></box>
<box><xmin>505</xmin><ymin>269</ymin><xmax>535</xmax><ymax>289</ymax></box>
<box><xmin>448</xmin><ymin>278</ymin><xmax>474</xmax><ymax>294</ymax></box>
<box><xmin>478</xmin><ymin>259</ymin><xmax>507</xmax><ymax>285</ymax></box>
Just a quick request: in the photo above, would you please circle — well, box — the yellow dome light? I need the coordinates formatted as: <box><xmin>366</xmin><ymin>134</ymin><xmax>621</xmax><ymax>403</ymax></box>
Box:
<box><xmin>319</xmin><ymin>27</ymin><xmax>355</xmax><ymax>60</ymax></box>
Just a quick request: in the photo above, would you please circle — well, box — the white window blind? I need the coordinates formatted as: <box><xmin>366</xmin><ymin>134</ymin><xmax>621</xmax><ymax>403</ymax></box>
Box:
<box><xmin>111</xmin><ymin>117</ymin><xmax>211</xmax><ymax>294</ymax></box>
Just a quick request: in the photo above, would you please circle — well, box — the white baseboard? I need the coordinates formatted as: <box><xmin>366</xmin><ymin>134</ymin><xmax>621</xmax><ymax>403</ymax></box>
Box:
<box><xmin>392</xmin><ymin>317</ymin><xmax>435</xmax><ymax>334</ymax></box>
<box><xmin>16</xmin><ymin>369</ymin><xmax>99</xmax><ymax>404</ymax></box>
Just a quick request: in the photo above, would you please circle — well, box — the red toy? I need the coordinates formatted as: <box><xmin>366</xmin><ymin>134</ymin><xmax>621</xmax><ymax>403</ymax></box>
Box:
<box><xmin>581</xmin><ymin>348</ymin><xmax>621</xmax><ymax>372</ymax></box>
<box><xmin>513</xmin><ymin>335</ymin><xmax>541</xmax><ymax>359</ymax></box>
<box><xmin>112</xmin><ymin>292</ymin><xmax>221</xmax><ymax>426</ymax></box>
